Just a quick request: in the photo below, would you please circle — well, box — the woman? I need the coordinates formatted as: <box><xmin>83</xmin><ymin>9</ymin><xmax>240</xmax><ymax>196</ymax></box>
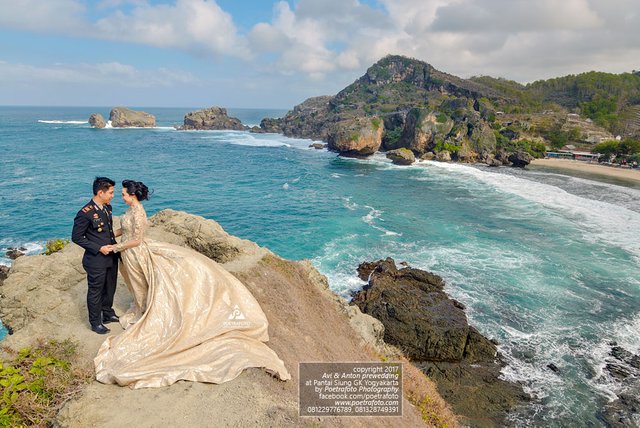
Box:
<box><xmin>94</xmin><ymin>180</ymin><xmax>291</xmax><ymax>389</ymax></box>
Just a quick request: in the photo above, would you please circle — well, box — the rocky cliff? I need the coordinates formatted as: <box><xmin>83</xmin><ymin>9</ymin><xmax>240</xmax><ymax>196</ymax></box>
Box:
<box><xmin>353</xmin><ymin>258</ymin><xmax>529</xmax><ymax>427</ymax></box>
<box><xmin>255</xmin><ymin>55</ymin><xmax>616</xmax><ymax>167</ymax></box>
<box><xmin>0</xmin><ymin>210</ymin><xmax>457</xmax><ymax>427</ymax></box>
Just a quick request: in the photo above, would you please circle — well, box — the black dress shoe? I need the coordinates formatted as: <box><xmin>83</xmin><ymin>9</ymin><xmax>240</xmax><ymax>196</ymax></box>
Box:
<box><xmin>102</xmin><ymin>314</ymin><xmax>119</xmax><ymax>324</ymax></box>
<box><xmin>91</xmin><ymin>324</ymin><xmax>110</xmax><ymax>335</ymax></box>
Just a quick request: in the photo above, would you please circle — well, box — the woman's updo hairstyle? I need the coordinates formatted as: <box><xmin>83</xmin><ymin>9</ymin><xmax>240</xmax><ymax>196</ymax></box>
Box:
<box><xmin>122</xmin><ymin>180</ymin><xmax>152</xmax><ymax>201</ymax></box>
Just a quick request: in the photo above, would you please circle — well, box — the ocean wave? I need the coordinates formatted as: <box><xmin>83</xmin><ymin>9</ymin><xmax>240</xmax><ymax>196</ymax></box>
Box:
<box><xmin>37</xmin><ymin>120</ymin><xmax>87</xmax><ymax>124</ymax></box>
<box><xmin>0</xmin><ymin>240</ymin><xmax>45</xmax><ymax>267</ymax></box>
<box><xmin>423</xmin><ymin>161</ymin><xmax>640</xmax><ymax>261</ymax></box>
<box><xmin>361</xmin><ymin>205</ymin><xmax>401</xmax><ymax>236</ymax></box>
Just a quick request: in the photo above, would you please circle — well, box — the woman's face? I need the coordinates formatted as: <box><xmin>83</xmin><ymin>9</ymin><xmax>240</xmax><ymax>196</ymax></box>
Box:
<box><xmin>121</xmin><ymin>187</ymin><xmax>137</xmax><ymax>205</ymax></box>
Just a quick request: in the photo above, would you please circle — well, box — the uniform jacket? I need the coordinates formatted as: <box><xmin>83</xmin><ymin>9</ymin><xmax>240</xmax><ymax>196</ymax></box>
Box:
<box><xmin>72</xmin><ymin>200</ymin><xmax>119</xmax><ymax>269</ymax></box>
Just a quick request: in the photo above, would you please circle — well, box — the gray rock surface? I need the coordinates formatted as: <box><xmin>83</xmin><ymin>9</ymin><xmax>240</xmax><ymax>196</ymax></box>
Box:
<box><xmin>88</xmin><ymin>113</ymin><xmax>106</xmax><ymax>129</ymax></box>
<box><xmin>109</xmin><ymin>107</ymin><xmax>156</xmax><ymax>128</ymax></box>
<box><xmin>178</xmin><ymin>107</ymin><xmax>245</xmax><ymax>131</ymax></box>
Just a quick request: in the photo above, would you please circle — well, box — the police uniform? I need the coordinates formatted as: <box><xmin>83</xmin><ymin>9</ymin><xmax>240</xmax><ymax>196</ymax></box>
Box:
<box><xmin>71</xmin><ymin>200</ymin><xmax>119</xmax><ymax>328</ymax></box>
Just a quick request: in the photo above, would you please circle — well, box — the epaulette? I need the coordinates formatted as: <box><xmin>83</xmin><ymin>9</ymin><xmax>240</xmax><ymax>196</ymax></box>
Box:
<box><xmin>81</xmin><ymin>205</ymin><xmax>93</xmax><ymax>213</ymax></box>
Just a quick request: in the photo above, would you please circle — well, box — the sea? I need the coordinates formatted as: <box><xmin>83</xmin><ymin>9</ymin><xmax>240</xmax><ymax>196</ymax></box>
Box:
<box><xmin>1</xmin><ymin>106</ymin><xmax>639</xmax><ymax>426</ymax></box>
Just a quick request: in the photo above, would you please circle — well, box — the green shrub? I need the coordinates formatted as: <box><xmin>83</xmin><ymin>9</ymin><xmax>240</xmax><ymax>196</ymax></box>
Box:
<box><xmin>43</xmin><ymin>239</ymin><xmax>69</xmax><ymax>256</ymax></box>
<box><xmin>0</xmin><ymin>339</ymin><xmax>93</xmax><ymax>427</ymax></box>
<box><xmin>436</xmin><ymin>113</ymin><xmax>448</xmax><ymax>123</ymax></box>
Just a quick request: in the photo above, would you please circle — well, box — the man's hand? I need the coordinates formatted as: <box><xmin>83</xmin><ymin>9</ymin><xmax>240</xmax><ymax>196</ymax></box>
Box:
<box><xmin>99</xmin><ymin>245</ymin><xmax>113</xmax><ymax>255</ymax></box>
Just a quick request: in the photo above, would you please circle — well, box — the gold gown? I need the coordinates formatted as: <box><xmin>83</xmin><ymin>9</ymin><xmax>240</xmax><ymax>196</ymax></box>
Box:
<box><xmin>94</xmin><ymin>203</ymin><xmax>291</xmax><ymax>389</ymax></box>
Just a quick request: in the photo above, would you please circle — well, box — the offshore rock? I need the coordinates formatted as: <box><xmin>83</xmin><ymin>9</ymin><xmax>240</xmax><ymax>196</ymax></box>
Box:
<box><xmin>88</xmin><ymin>113</ymin><xmax>106</xmax><ymax>129</ymax></box>
<box><xmin>178</xmin><ymin>107</ymin><xmax>245</xmax><ymax>131</ymax></box>
<box><xmin>109</xmin><ymin>107</ymin><xmax>156</xmax><ymax>128</ymax></box>
<box><xmin>386</xmin><ymin>148</ymin><xmax>415</xmax><ymax>165</ymax></box>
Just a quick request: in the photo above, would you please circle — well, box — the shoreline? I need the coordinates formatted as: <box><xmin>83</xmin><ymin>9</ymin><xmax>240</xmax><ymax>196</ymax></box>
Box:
<box><xmin>530</xmin><ymin>158</ymin><xmax>640</xmax><ymax>183</ymax></box>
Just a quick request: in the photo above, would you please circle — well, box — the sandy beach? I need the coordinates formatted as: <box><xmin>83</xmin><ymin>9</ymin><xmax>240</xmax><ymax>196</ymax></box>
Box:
<box><xmin>530</xmin><ymin>159</ymin><xmax>640</xmax><ymax>183</ymax></box>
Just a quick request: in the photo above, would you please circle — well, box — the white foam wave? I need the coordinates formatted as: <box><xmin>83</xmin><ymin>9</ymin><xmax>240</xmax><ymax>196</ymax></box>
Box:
<box><xmin>361</xmin><ymin>205</ymin><xmax>401</xmax><ymax>236</ymax></box>
<box><xmin>0</xmin><ymin>241</ymin><xmax>45</xmax><ymax>267</ymax></box>
<box><xmin>424</xmin><ymin>161</ymin><xmax>640</xmax><ymax>261</ymax></box>
<box><xmin>38</xmin><ymin>120</ymin><xmax>86</xmax><ymax>124</ymax></box>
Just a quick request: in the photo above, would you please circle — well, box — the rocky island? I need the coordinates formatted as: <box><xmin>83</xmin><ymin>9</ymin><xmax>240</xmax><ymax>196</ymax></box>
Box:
<box><xmin>88</xmin><ymin>107</ymin><xmax>156</xmax><ymax>128</ymax></box>
<box><xmin>177</xmin><ymin>106</ymin><xmax>246</xmax><ymax>131</ymax></box>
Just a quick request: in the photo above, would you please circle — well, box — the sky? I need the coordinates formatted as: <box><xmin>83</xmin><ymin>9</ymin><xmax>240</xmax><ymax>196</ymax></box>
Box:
<box><xmin>0</xmin><ymin>0</ymin><xmax>638</xmax><ymax>108</ymax></box>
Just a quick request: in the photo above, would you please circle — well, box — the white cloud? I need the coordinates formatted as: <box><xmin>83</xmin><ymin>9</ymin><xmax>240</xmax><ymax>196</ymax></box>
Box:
<box><xmin>0</xmin><ymin>0</ymin><xmax>87</xmax><ymax>33</ymax></box>
<box><xmin>94</xmin><ymin>0</ymin><xmax>249</xmax><ymax>58</ymax></box>
<box><xmin>0</xmin><ymin>60</ymin><xmax>198</xmax><ymax>87</ymax></box>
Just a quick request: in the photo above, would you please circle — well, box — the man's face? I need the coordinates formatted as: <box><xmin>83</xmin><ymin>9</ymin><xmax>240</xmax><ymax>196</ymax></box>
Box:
<box><xmin>96</xmin><ymin>186</ymin><xmax>115</xmax><ymax>205</ymax></box>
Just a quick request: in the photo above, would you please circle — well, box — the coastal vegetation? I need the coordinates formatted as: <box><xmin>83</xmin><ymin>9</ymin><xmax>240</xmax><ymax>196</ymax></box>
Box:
<box><xmin>43</xmin><ymin>239</ymin><xmax>68</xmax><ymax>256</ymax></box>
<box><xmin>592</xmin><ymin>138</ymin><xmax>640</xmax><ymax>162</ymax></box>
<box><xmin>0</xmin><ymin>339</ymin><xmax>92</xmax><ymax>427</ymax></box>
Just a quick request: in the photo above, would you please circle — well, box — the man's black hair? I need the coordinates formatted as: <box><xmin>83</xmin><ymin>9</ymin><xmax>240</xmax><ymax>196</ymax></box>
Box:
<box><xmin>92</xmin><ymin>176</ymin><xmax>115</xmax><ymax>195</ymax></box>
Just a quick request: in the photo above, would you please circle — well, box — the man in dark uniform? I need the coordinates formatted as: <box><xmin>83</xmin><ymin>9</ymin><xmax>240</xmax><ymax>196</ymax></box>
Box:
<box><xmin>72</xmin><ymin>177</ymin><xmax>120</xmax><ymax>334</ymax></box>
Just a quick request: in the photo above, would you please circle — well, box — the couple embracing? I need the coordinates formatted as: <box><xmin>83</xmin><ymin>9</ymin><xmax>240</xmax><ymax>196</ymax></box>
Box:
<box><xmin>72</xmin><ymin>177</ymin><xmax>291</xmax><ymax>389</ymax></box>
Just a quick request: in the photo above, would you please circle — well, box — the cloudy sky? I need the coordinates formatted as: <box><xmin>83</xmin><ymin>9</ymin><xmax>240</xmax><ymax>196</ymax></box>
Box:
<box><xmin>1</xmin><ymin>0</ymin><xmax>638</xmax><ymax>108</ymax></box>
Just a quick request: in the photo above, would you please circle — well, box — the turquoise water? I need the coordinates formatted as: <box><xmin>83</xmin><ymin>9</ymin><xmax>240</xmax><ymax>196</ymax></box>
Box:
<box><xmin>1</xmin><ymin>107</ymin><xmax>639</xmax><ymax>425</ymax></box>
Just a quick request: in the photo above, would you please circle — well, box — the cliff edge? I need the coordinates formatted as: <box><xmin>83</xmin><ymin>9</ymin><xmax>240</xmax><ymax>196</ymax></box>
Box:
<box><xmin>0</xmin><ymin>209</ymin><xmax>456</xmax><ymax>427</ymax></box>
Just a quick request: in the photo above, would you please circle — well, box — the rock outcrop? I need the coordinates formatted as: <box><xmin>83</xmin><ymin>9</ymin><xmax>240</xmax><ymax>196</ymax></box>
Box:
<box><xmin>5</xmin><ymin>247</ymin><xmax>26</xmax><ymax>260</ymax></box>
<box><xmin>254</xmin><ymin>55</ymin><xmax>631</xmax><ymax>165</ymax></box>
<box><xmin>327</xmin><ymin>117</ymin><xmax>383</xmax><ymax>157</ymax></box>
<box><xmin>109</xmin><ymin>107</ymin><xmax>156</xmax><ymax>128</ymax></box>
<box><xmin>386</xmin><ymin>148</ymin><xmax>415</xmax><ymax>165</ymax></box>
<box><xmin>508</xmin><ymin>151</ymin><xmax>534</xmax><ymax>167</ymax></box>
<box><xmin>599</xmin><ymin>343</ymin><xmax>640</xmax><ymax>427</ymax></box>
<box><xmin>352</xmin><ymin>258</ymin><xmax>529</xmax><ymax>427</ymax></box>
<box><xmin>88</xmin><ymin>113</ymin><xmax>106</xmax><ymax>129</ymax></box>
<box><xmin>178</xmin><ymin>107</ymin><xmax>245</xmax><ymax>131</ymax></box>
<box><xmin>0</xmin><ymin>210</ymin><xmax>456</xmax><ymax>428</ymax></box>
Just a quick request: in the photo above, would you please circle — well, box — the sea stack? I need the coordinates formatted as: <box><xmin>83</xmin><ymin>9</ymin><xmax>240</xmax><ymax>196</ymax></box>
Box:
<box><xmin>177</xmin><ymin>107</ymin><xmax>246</xmax><ymax>131</ymax></box>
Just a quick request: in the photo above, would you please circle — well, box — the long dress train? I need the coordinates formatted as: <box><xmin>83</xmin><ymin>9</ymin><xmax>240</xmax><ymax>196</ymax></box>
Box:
<box><xmin>94</xmin><ymin>203</ymin><xmax>291</xmax><ymax>389</ymax></box>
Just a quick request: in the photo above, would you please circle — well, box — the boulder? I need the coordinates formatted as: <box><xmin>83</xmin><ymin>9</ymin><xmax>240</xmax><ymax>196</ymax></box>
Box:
<box><xmin>309</xmin><ymin>143</ymin><xmax>325</xmax><ymax>150</ymax></box>
<box><xmin>0</xmin><ymin>264</ymin><xmax>8</xmax><ymax>285</ymax></box>
<box><xmin>600</xmin><ymin>344</ymin><xmax>640</xmax><ymax>427</ymax></box>
<box><xmin>178</xmin><ymin>107</ymin><xmax>245</xmax><ymax>131</ymax></box>
<box><xmin>327</xmin><ymin>117</ymin><xmax>383</xmax><ymax>157</ymax></box>
<box><xmin>6</xmin><ymin>247</ymin><xmax>26</xmax><ymax>260</ymax></box>
<box><xmin>88</xmin><ymin>113</ymin><xmax>106</xmax><ymax>129</ymax></box>
<box><xmin>351</xmin><ymin>258</ymin><xmax>528</xmax><ymax>427</ymax></box>
<box><xmin>109</xmin><ymin>107</ymin><xmax>156</xmax><ymax>128</ymax></box>
<box><xmin>386</xmin><ymin>148</ymin><xmax>415</xmax><ymax>165</ymax></box>
<box><xmin>435</xmin><ymin>150</ymin><xmax>452</xmax><ymax>162</ymax></box>
<box><xmin>508</xmin><ymin>151</ymin><xmax>534</xmax><ymax>168</ymax></box>
<box><xmin>352</xmin><ymin>258</ymin><xmax>496</xmax><ymax>362</ymax></box>
<box><xmin>420</xmin><ymin>152</ymin><xmax>436</xmax><ymax>161</ymax></box>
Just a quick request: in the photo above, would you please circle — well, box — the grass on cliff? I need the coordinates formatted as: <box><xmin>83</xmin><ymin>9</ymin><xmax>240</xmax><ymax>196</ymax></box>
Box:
<box><xmin>365</xmin><ymin>345</ymin><xmax>459</xmax><ymax>428</ymax></box>
<box><xmin>42</xmin><ymin>239</ymin><xmax>69</xmax><ymax>256</ymax></box>
<box><xmin>0</xmin><ymin>339</ymin><xmax>93</xmax><ymax>427</ymax></box>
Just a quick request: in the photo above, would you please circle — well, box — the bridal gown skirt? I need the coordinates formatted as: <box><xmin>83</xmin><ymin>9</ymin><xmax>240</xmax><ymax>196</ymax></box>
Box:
<box><xmin>94</xmin><ymin>239</ymin><xmax>291</xmax><ymax>389</ymax></box>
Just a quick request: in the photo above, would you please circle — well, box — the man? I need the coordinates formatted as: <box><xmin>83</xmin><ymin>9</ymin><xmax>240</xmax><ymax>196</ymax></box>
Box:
<box><xmin>72</xmin><ymin>177</ymin><xmax>120</xmax><ymax>334</ymax></box>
